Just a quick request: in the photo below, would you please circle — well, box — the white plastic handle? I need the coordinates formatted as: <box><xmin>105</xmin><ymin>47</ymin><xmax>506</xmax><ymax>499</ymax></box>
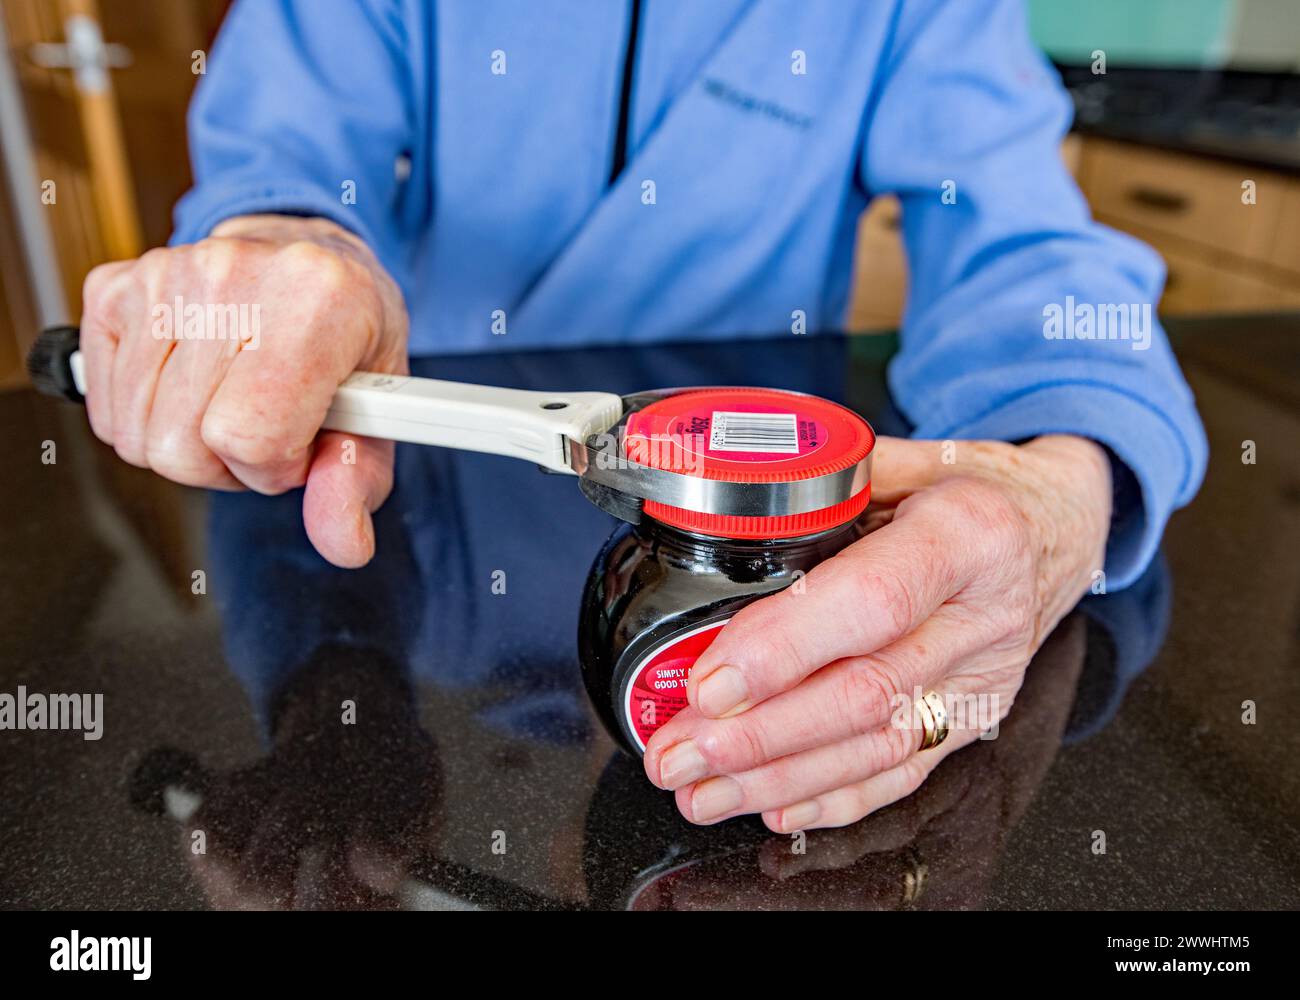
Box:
<box><xmin>67</xmin><ymin>351</ymin><xmax>623</xmax><ymax>475</ymax></box>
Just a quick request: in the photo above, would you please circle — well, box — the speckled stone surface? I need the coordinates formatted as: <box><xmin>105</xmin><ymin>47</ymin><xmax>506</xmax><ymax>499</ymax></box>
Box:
<box><xmin>1</xmin><ymin>323</ymin><xmax>1297</xmax><ymax>910</ymax></box>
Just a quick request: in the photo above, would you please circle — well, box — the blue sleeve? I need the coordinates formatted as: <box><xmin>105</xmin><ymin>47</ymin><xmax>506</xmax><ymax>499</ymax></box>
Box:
<box><xmin>861</xmin><ymin>0</ymin><xmax>1208</xmax><ymax>590</ymax></box>
<box><xmin>171</xmin><ymin>0</ymin><xmax>418</xmax><ymax>274</ymax></box>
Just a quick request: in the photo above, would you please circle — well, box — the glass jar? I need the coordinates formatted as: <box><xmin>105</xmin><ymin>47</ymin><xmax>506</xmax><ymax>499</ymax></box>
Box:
<box><xmin>577</xmin><ymin>387</ymin><xmax>875</xmax><ymax>755</ymax></box>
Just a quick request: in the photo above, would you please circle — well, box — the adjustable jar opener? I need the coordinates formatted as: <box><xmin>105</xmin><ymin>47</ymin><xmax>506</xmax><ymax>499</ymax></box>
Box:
<box><xmin>27</xmin><ymin>325</ymin><xmax>873</xmax><ymax>526</ymax></box>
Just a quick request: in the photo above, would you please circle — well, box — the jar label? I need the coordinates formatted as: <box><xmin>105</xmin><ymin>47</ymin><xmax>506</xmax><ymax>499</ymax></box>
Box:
<box><xmin>639</xmin><ymin>400</ymin><xmax>832</xmax><ymax>462</ymax></box>
<box><xmin>656</xmin><ymin>404</ymin><xmax>829</xmax><ymax>465</ymax></box>
<box><xmin>623</xmin><ymin>618</ymin><xmax>731</xmax><ymax>752</ymax></box>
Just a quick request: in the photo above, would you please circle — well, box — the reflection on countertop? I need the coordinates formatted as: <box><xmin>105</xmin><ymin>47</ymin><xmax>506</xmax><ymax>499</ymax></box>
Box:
<box><xmin>2</xmin><ymin>320</ymin><xmax>1298</xmax><ymax>909</ymax></box>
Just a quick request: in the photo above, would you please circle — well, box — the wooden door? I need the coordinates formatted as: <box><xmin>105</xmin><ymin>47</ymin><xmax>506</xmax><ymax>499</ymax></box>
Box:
<box><xmin>0</xmin><ymin>0</ymin><xmax>230</xmax><ymax>382</ymax></box>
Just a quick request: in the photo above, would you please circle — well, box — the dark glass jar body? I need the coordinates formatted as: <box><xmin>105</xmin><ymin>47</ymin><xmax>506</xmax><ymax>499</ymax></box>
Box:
<box><xmin>578</xmin><ymin>514</ymin><xmax>867</xmax><ymax>756</ymax></box>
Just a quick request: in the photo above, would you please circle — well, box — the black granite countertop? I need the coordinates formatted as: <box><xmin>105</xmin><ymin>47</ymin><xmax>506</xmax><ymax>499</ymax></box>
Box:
<box><xmin>1058</xmin><ymin>66</ymin><xmax>1300</xmax><ymax>174</ymax></box>
<box><xmin>2</xmin><ymin>318</ymin><xmax>1298</xmax><ymax>910</ymax></box>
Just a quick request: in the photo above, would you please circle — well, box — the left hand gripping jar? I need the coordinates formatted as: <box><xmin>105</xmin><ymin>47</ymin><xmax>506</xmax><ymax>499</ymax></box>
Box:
<box><xmin>579</xmin><ymin>387</ymin><xmax>876</xmax><ymax>756</ymax></box>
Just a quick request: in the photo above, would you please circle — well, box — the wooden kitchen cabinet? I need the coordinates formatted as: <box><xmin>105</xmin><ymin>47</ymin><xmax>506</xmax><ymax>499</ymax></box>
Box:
<box><xmin>1270</xmin><ymin>182</ymin><xmax>1300</xmax><ymax>276</ymax></box>
<box><xmin>847</xmin><ymin>134</ymin><xmax>1300</xmax><ymax>329</ymax></box>
<box><xmin>847</xmin><ymin>195</ymin><xmax>908</xmax><ymax>333</ymax></box>
<box><xmin>1079</xmin><ymin>137</ymin><xmax>1299</xmax><ymax>316</ymax></box>
<box><xmin>1123</xmin><ymin>220</ymin><xmax>1300</xmax><ymax>315</ymax></box>
<box><xmin>1079</xmin><ymin>137</ymin><xmax>1282</xmax><ymax>263</ymax></box>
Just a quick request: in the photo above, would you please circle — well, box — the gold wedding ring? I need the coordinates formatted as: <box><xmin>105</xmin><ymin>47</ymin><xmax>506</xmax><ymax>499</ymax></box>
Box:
<box><xmin>916</xmin><ymin>691</ymin><xmax>950</xmax><ymax>751</ymax></box>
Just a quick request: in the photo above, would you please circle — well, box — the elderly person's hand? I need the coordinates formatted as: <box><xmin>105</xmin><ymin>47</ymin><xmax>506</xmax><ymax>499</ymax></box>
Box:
<box><xmin>642</xmin><ymin>434</ymin><xmax>1111</xmax><ymax>831</ymax></box>
<box><xmin>80</xmin><ymin>214</ymin><xmax>408</xmax><ymax>568</ymax></box>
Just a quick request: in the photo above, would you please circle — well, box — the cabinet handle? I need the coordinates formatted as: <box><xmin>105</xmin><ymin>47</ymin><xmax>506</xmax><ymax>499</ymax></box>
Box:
<box><xmin>1127</xmin><ymin>186</ymin><xmax>1190</xmax><ymax>213</ymax></box>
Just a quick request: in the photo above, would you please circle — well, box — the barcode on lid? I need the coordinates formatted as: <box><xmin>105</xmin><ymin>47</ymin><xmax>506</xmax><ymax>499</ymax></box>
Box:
<box><xmin>709</xmin><ymin>411</ymin><xmax>799</xmax><ymax>454</ymax></box>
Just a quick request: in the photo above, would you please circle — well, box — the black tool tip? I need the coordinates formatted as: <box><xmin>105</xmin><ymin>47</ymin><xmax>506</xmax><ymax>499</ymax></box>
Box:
<box><xmin>26</xmin><ymin>325</ymin><xmax>83</xmax><ymax>403</ymax></box>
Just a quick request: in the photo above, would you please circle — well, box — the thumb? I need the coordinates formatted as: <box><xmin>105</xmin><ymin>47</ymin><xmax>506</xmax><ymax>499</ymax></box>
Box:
<box><xmin>302</xmin><ymin>431</ymin><xmax>395</xmax><ymax>568</ymax></box>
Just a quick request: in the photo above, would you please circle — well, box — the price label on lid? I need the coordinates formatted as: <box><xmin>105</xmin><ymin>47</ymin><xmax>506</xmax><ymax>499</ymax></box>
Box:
<box><xmin>709</xmin><ymin>411</ymin><xmax>800</xmax><ymax>454</ymax></box>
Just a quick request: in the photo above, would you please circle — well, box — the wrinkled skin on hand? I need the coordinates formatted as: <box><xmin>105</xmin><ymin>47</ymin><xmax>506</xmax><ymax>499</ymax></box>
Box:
<box><xmin>643</xmin><ymin>434</ymin><xmax>1112</xmax><ymax>832</ymax></box>
<box><xmin>81</xmin><ymin>215</ymin><xmax>409</xmax><ymax>567</ymax></box>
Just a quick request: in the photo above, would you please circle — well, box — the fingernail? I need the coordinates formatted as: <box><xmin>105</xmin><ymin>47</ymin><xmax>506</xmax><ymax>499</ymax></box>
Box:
<box><xmin>696</xmin><ymin>665</ymin><xmax>748</xmax><ymax>717</ymax></box>
<box><xmin>690</xmin><ymin>776</ymin><xmax>744</xmax><ymax>823</ymax></box>
<box><xmin>780</xmin><ymin>800</ymin><xmax>822</xmax><ymax>831</ymax></box>
<box><xmin>659</xmin><ymin>740</ymin><xmax>709</xmax><ymax>789</ymax></box>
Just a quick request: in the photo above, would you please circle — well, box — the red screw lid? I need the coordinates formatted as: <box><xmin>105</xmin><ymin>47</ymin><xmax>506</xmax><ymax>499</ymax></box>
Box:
<box><xmin>622</xmin><ymin>387</ymin><xmax>874</xmax><ymax>539</ymax></box>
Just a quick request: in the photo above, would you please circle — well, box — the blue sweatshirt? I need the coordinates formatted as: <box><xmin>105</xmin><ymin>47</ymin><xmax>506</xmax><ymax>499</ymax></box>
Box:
<box><xmin>173</xmin><ymin>0</ymin><xmax>1208</xmax><ymax>589</ymax></box>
